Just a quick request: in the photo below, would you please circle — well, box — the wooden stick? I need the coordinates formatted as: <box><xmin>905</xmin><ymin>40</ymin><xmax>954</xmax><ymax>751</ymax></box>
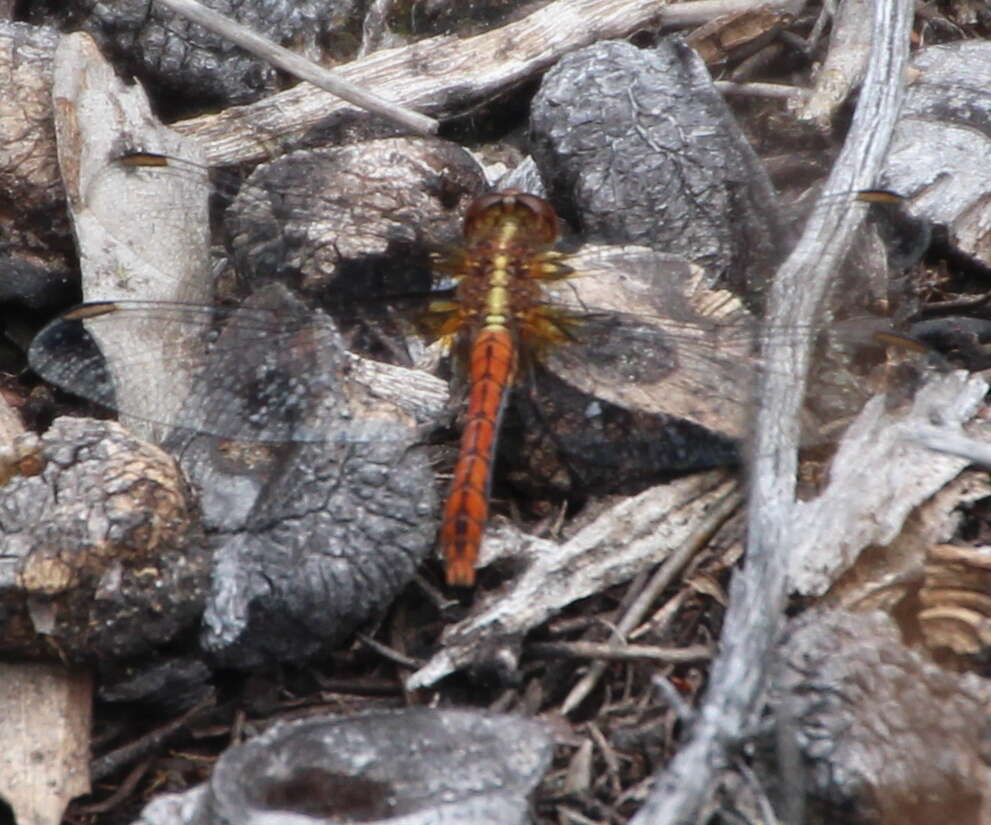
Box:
<box><xmin>628</xmin><ymin>1</ymin><xmax>915</xmax><ymax>822</ymax></box>
<box><xmin>527</xmin><ymin>641</ymin><xmax>713</xmax><ymax>664</ymax></box>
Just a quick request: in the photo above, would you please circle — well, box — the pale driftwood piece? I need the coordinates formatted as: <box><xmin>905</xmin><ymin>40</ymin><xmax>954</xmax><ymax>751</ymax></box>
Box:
<box><xmin>822</xmin><ymin>471</ymin><xmax>991</xmax><ymax>614</ymax></box>
<box><xmin>794</xmin><ymin>0</ymin><xmax>873</xmax><ymax>128</ymax></box>
<box><xmin>908</xmin><ymin>422</ymin><xmax>991</xmax><ymax>468</ymax></box>
<box><xmin>0</xmin><ymin>663</ymin><xmax>92</xmax><ymax>825</ymax></box>
<box><xmin>51</xmin><ymin>32</ymin><xmax>211</xmax><ymax>444</ymax></box>
<box><xmin>789</xmin><ymin>371</ymin><xmax>987</xmax><ymax>595</ymax></box>
<box><xmin>884</xmin><ymin>41</ymin><xmax>991</xmax><ymax>269</ymax></box>
<box><xmin>0</xmin><ymin>392</ymin><xmax>24</xmax><ymax>448</ymax></box>
<box><xmin>629</xmin><ymin>1</ymin><xmax>915</xmax><ymax>823</ymax></box>
<box><xmin>346</xmin><ymin>355</ymin><xmax>448</xmax><ymax>427</ymax></box>
<box><xmin>169</xmin><ymin>0</ymin><xmax>806</xmax><ymax>167</ymax></box>
<box><xmin>406</xmin><ymin>472</ymin><xmax>739</xmax><ymax>690</ymax></box>
<box><xmin>152</xmin><ymin>0</ymin><xmax>437</xmax><ymax>136</ymax></box>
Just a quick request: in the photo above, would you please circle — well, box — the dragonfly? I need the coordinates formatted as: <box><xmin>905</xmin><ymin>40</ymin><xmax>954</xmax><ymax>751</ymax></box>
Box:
<box><xmin>27</xmin><ymin>147</ymin><xmax>915</xmax><ymax>587</ymax></box>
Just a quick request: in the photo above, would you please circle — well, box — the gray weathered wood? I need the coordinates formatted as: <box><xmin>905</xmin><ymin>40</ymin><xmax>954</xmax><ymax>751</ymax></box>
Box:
<box><xmin>795</xmin><ymin>0</ymin><xmax>874</xmax><ymax>127</ymax></box>
<box><xmin>629</xmin><ymin>1</ymin><xmax>916</xmax><ymax>822</ymax></box>
<box><xmin>152</xmin><ymin>0</ymin><xmax>437</xmax><ymax>136</ymax></box>
<box><xmin>0</xmin><ymin>664</ymin><xmax>92</xmax><ymax>825</ymax></box>
<box><xmin>407</xmin><ymin>472</ymin><xmax>739</xmax><ymax>689</ymax></box>
<box><xmin>168</xmin><ymin>0</ymin><xmax>807</xmax><ymax>167</ymax></box>
<box><xmin>883</xmin><ymin>40</ymin><xmax>991</xmax><ymax>270</ymax></box>
<box><xmin>52</xmin><ymin>32</ymin><xmax>211</xmax><ymax>443</ymax></box>
<box><xmin>789</xmin><ymin>371</ymin><xmax>987</xmax><ymax>595</ymax></box>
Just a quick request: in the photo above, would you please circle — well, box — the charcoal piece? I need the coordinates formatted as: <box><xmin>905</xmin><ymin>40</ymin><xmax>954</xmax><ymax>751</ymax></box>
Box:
<box><xmin>158</xmin><ymin>287</ymin><xmax>437</xmax><ymax>667</ymax></box>
<box><xmin>134</xmin><ymin>708</ymin><xmax>553</xmax><ymax>825</ymax></box>
<box><xmin>530</xmin><ymin>38</ymin><xmax>787</xmax><ymax>302</ymax></box>
<box><xmin>770</xmin><ymin>610</ymin><xmax>991</xmax><ymax>824</ymax></box>
<box><xmin>171</xmin><ymin>285</ymin><xmax>354</xmax><ymax>444</ymax></box>
<box><xmin>98</xmin><ymin>656</ymin><xmax>212</xmax><ymax>712</ymax></box>
<box><xmin>69</xmin><ymin>0</ymin><xmax>340</xmax><ymax>110</ymax></box>
<box><xmin>224</xmin><ymin>136</ymin><xmax>486</xmax><ymax>299</ymax></box>
<box><xmin>908</xmin><ymin>316</ymin><xmax>991</xmax><ymax>371</ymax></box>
<box><xmin>0</xmin><ymin>22</ymin><xmax>76</xmax><ymax>305</ymax></box>
<box><xmin>24</xmin><ymin>278</ymin><xmax>436</xmax><ymax>668</ymax></box>
<box><xmin>0</xmin><ymin>22</ymin><xmax>63</xmax><ymax>214</ymax></box>
<box><xmin>0</xmin><ymin>417</ymin><xmax>210</xmax><ymax>662</ymax></box>
<box><xmin>502</xmin><ymin>364</ymin><xmax>740</xmax><ymax>501</ymax></box>
<box><xmin>172</xmin><ymin>435</ymin><xmax>282</xmax><ymax>533</ymax></box>
<box><xmin>395</xmin><ymin>0</ymin><xmax>538</xmax><ymax>38</ymax></box>
<box><xmin>199</xmin><ymin>427</ymin><xmax>436</xmax><ymax>668</ymax></box>
<box><xmin>0</xmin><ymin>253</ymin><xmax>77</xmax><ymax>313</ymax></box>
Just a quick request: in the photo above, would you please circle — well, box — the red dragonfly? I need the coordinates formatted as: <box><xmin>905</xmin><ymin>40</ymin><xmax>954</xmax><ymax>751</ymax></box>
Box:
<box><xmin>431</xmin><ymin>191</ymin><xmax>583</xmax><ymax>585</ymax></box>
<box><xmin>27</xmin><ymin>152</ymin><xmax>901</xmax><ymax>587</ymax></box>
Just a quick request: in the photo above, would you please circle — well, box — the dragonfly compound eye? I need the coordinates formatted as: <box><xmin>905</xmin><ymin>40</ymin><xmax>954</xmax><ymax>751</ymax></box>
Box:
<box><xmin>463</xmin><ymin>190</ymin><xmax>560</xmax><ymax>246</ymax></box>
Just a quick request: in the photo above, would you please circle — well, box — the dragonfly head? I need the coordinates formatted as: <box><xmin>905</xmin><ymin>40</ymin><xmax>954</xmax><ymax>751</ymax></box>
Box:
<box><xmin>463</xmin><ymin>190</ymin><xmax>560</xmax><ymax>246</ymax></box>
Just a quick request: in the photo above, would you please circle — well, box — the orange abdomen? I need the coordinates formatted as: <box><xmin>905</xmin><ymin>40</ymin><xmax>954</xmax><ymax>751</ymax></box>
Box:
<box><xmin>440</xmin><ymin>326</ymin><xmax>516</xmax><ymax>587</ymax></box>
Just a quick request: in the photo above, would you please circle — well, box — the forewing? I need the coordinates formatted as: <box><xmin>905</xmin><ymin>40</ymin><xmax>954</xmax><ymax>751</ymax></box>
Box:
<box><xmin>543</xmin><ymin>245</ymin><xmax>762</xmax><ymax>439</ymax></box>
<box><xmin>28</xmin><ymin>288</ymin><xmax>382</xmax><ymax>443</ymax></box>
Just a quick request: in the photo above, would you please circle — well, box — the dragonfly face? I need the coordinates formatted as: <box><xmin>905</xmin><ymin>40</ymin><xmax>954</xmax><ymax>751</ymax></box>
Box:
<box><xmin>27</xmin><ymin>141</ymin><xmax>912</xmax><ymax>587</ymax></box>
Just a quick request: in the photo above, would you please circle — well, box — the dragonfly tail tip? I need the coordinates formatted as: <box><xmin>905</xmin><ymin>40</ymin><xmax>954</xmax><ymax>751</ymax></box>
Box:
<box><xmin>444</xmin><ymin>559</ymin><xmax>477</xmax><ymax>588</ymax></box>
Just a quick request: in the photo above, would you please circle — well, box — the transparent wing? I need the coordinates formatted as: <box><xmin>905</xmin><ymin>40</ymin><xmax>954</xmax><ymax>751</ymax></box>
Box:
<box><xmin>45</xmin><ymin>150</ymin><xmax>908</xmax><ymax>450</ymax></box>
<box><xmin>105</xmin><ymin>145</ymin><xmax>483</xmax><ymax>301</ymax></box>
<box><xmin>539</xmin><ymin>245</ymin><xmax>905</xmax><ymax>443</ymax></box>
<box><xmin>30</xmin><ymin>248</ymin><xmax>901</xmax><ymax>448</ymax></box>
<box><xmin>28</xmin><ymin>288</ymin><xmax>419</xmax><ymax>444</ymax></box>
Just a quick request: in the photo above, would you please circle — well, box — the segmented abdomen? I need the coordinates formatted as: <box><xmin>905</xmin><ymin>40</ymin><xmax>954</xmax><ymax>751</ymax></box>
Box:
<box><xmin>439</xmin><ymin>326</ymin><xmax>516</xmax><ymax>587</ymax></box>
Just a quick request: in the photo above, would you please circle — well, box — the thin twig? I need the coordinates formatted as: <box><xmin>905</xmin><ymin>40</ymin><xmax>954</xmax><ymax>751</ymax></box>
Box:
<box><xmin>735</xmin><ymin>755</ymin><xmax>783</xmax><ymax>825</ymax></box>
<box><xmin>72</xmin><ymin>758</ymin><xmax>153</xmax><ymax>815</ymax></box>
<box><xmin>412</xmin><ymin>573</ymin><xmax>458</xmax><ymax>612</ymax></box>
<box><xmin>90</xmin><ymin>698</ymin><xmax>213</xmax><ymax>782</ymax></box>
<box><xmin>587</xmin><ymin>721</ymin><xmax>623</xmax><ymax>790</ymax></box>
<box><xmin>528</xmin><ymin>641</ymin><xmax>713</xmax><ymax>664</ymax></box>
<box><xmin>715</xmin><ymin>80</ymin><xmax>811</xmax><ymax>100</ymax></box>
<box><xmin>357</xmin><ymin>633</ymin><xmax>423</xmax><ymax>670</ymax></box>
<box><xmin>629</xmin><ymin>588</ymin><xmax>692</xmax><ymax>641</ymax></box>
<box><xmin>556</xmin><ymin>805</ymin><xmax>602</xmax><ymax>825</ymax></box>
<box><xmin>561</xmin><ymin>488</ymin><xmax>740</xmax><ymax>714</ymax></box>
<box><xmin>651</xmin><ymin>674</ymin><xmax>696</xmax><ymax>724</ymax></box>
<box><xmin>314</xmin><ymin>677</ymin><xmax>405</xmax><ymax>697</ymax></box>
